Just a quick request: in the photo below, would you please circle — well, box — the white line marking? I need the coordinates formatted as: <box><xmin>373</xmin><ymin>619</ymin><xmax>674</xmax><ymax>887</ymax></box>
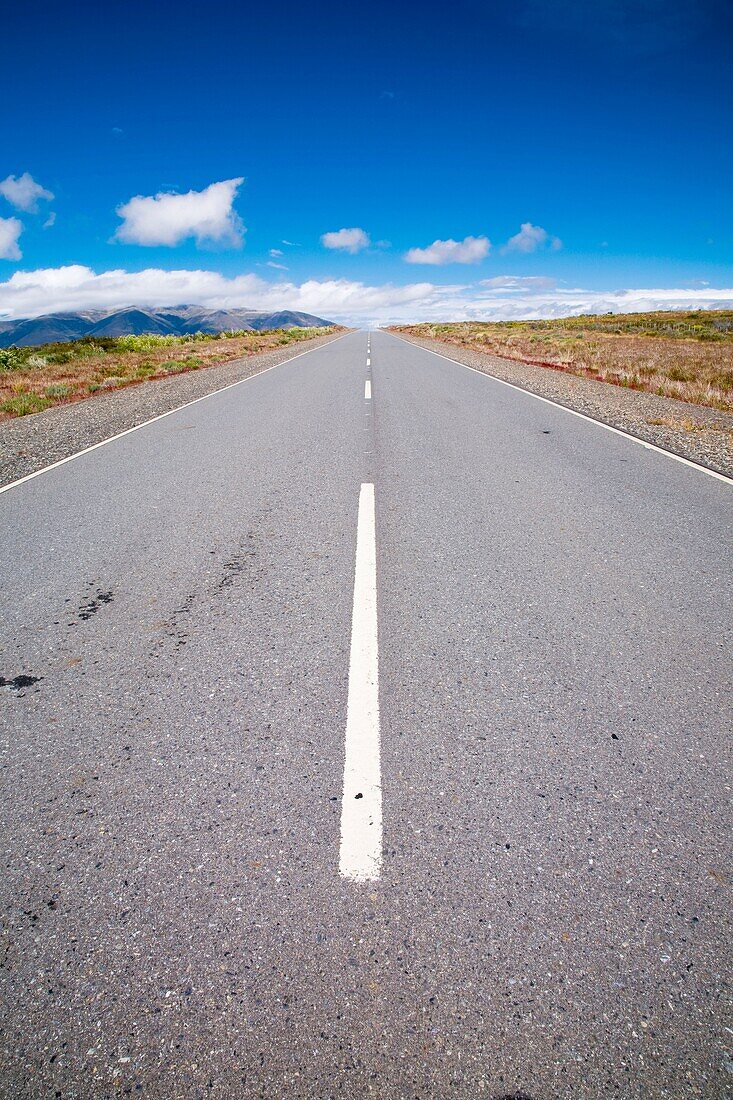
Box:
<box><xmin>387</xmin><ymin>333</ymin><xmax>732</xmax><ymax>485</ymax></box>
<box><xmin>0</xmin><ymin>333</ymin><xmax>349</xmax><ymax>497</ymax></box>
<box><xmin>365</xmin><ymin>380</ymin><xmax>372</xmax><ymax>399</ymax></box>
<box><xmin>339</xmin><ymin>482</ymin><xmax>382</xmax><ymax>882</ymax></box>
<box><xmin>366</xmin><ymin>357</ymin><xmax>371</xmax><ymax>367</ymax></box>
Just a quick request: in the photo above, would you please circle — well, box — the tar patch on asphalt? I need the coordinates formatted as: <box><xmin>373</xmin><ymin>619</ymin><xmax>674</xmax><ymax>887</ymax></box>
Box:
<box><xmin>62</xmin><ymin>582</ymin><xmax>115</xmax><ymax>626</ymax></box>
<box><xmin>0</xmin><ymin>674</ymin><xmax>42</xmax><ymax>693</ymax></box>
<box><xmin>77</xmin><ymin>588</ymin><xmax>114</xmax><ymax>621</ymax></box>
<box><xmin>218</xmin><ymin>537</ymin><xmax>257</xmax><ymax>590</ymax></box>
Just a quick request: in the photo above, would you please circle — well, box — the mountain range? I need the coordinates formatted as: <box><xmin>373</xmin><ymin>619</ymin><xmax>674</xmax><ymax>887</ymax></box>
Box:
<box><xmin>0</xmin><ymin>305</ymin><xmax>334</xmax><ymax>347</ymax></box>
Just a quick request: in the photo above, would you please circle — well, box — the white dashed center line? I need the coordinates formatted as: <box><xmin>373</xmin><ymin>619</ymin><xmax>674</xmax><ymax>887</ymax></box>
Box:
<box><xmin>365</xmin><ymin>380</ymin><xmax>372</xmax><ymax>399</ymax></box>
<box><xmin>339</xmin><ymin>483</ymin><xmax>382</xmax><ymax>882</ymax></box>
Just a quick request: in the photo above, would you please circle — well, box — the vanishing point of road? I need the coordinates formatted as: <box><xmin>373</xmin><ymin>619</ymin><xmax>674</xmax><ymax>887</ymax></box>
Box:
<box><xmin>1</xmin><ymin>331</ymin><xmax>731</xmax><ymax>1098</ymax></box>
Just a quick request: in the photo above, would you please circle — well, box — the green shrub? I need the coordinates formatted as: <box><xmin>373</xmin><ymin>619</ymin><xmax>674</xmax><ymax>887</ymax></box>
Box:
<box><xmin>116</xmin><ymin>333</ymin><xmax>177</xmax><ymax>351</ymax></box>
<box><xmin>44</xmin><ymin>383</ymin><xmax>71</xmax><ymax>398</ymax></box>
<box><xmin>0</xmin><ymin>347</ymin><xmax>25</xmax><ymax>371</ymax></box>
<box><xmin>76</xmin><ymin>336</ymin><xmax>119</xmax><ymax>352</ymax></box>
<box><xmin>1</xmin><ymin>392</ymin><xmax>52</xmax><ymax>416</ymax></box>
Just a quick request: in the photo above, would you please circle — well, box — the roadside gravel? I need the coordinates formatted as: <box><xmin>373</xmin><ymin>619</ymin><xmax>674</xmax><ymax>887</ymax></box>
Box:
<box><xmin>0</xmin><ymin>330</ymin><xmax>344</xmax><ymax>488</ymax></box>
<box><xmin>392</xmin><ymin>332</ymin><xmax>733</xmax><ymax>478</ymax></box>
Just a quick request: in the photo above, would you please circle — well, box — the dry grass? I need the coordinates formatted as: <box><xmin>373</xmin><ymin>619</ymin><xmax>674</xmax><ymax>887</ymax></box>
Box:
<box><xmin>646</xmin><ymin>415</ymin><xmax>732</xmax><ymax>437</ymax></box>
<box><xmin>0</xmin><ymin>327</ymin><xmax>339</xmax><ymax>420</ymax></box>
<box><xmin>390</xmin><ymin>311</ymin><xmax>733</xmax><ymax>411</ymax></box>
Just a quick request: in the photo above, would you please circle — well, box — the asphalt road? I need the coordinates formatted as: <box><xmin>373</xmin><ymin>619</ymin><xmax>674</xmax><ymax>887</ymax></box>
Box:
<box><xmin>0</xmin><ymin>331</ymin><xmax>731</xmax><ymax>1099</ymax></box>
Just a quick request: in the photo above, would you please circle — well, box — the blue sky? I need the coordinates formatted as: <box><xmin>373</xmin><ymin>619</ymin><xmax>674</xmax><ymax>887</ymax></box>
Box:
<box><xmin>1</xmin><ymin>0</ymin><xmax>732</xmax><ymax>325</ymax></box>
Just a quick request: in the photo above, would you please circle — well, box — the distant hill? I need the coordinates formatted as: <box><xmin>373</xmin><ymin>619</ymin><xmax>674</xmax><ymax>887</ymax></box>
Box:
<box><xmin>0</xmin><ymin>305</ymin><xmax>334</xmax><ymax>347</ymax></box>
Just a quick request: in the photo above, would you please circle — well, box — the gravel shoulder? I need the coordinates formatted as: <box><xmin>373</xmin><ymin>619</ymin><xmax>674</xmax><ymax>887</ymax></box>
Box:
<box><xmin>392</xmin><ymin>331</ymin><xmax>733</xmax><ymax>478</ymax></box>
<box><xmin>0</xmin><ymin>330</ymin><xmax>344</xmax><ymax>488</ymax></box>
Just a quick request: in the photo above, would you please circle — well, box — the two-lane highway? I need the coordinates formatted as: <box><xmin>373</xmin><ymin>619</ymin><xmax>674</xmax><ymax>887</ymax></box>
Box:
<box><xmin>1</xmin><ymin>331</ymin><xmax>731</xmax><ymax>1097</ymax></box>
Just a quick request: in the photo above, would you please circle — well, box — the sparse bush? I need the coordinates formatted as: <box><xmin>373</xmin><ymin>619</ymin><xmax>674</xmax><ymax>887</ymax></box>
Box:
<box><xmin>135</xmin><ymin>362</ymin><xmax>158</xmax><ymax>378</ymax></box>
<box><xmin>44</xmin><ymin>383</ymin><xmax>71</xmax><ymax>398</ymax></box>
<box><xmin>0</xmin><ymin>347</ymin><xmax>25</xmax><ymax>371</ymax></box>
<box><xmin>1</xmin><ymin>392</ymin><xmax>52</xmax><ymax>415</ymax></box>
<box><xmin>116</xmin><ymin>334</ymin><xmax>178</xmax><ymax>351</ymax></box>
<box><xmin>76</xmin><ymin>336</ymin><xmax>119</xmax><ymax>352</ymax></box>
<box><xmin>709</xmin><ymin>369</ymin><xmax>733</xmax><ymax>391</ymax></box>
<box><xmin>187</xmin><ymin>331</ymin><xmax>223</xmax><ymax>342</ymax></box>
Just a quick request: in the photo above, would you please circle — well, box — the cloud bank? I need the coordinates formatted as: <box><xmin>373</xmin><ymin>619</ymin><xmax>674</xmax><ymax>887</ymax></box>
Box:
<box><xmin>114</xmin><ymin>178</ymin><xmax>245</xmax><ymax>247</ymax></box>
<box><xmin>0</xmin><ymin>172</ymin><xmax>54</xmax><ymax>213</ymax></box>
<box><xmin>0</xmin><ymin>265</ymin><xmax>731</xmax><ymax>327</ymax></box>
<box><xmin>404</xmin><ymin>235</ymin><xmax>491</xmax><ymax>265</ymax></box>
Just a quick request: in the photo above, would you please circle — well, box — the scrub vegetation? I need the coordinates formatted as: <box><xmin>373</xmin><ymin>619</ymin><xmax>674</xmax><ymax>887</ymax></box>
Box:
<box><xmin>0</xmin><ymin>327</ymin><xmax>339</xmax><ymax>419</ymax></box>
<box><xmin>390</xmin><ymin>311</ymin><xmax>733</xmax><ymax>411</ymax></box>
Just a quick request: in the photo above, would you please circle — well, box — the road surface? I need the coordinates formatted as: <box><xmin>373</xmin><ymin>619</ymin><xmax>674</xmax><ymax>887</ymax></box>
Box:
<box><xmin>1</xmin><ymin>331</ymin><xmax>731</xmax><ymax>1098</ymax></box>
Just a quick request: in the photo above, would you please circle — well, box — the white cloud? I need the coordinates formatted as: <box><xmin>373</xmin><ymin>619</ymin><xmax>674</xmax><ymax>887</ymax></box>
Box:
<box><xmin>504</xmin><ymin>222</ymin><xmax>562</xmax><ymax>253</ymax></box>
<box><xmin>0</xmin><ymin>172</ymin><xmax>54</xmax><ymax>213</ymax></box>
<box><xmin>266</xmin><ymin>261</ymin><xmax>288</xmax><ymax>270</ymax></box>
<box><xmin>43</xmin><ymin>212</ymin><xmax>56</xmax><ymax>229</ymax></box>
<box><xmin>0</xmin><ymin>264</ymin><xmax>731</xmax><ymax>328</ymax></box>
<box><xmin>404</xmin><ymin>235</ymin><xmax>491</xmax><ymax>265</ymax></box>
<box><xmin>269</xmin><ymin>248</ymin><xmax>284</xmax><ymax>257</ymax></box>
<box><xmin>321</xmin><ymin>227</ymin><xmax>370</xmax><ymax>253</ymax></box>
<box><xmin>0</xmin><ymin>218</ymin><xmax>23</xmax><ymax>261</ymax></box>
<box><xmin>114</xmin><ymin>178</ymin><xmax>245</xmax><ymax>247</ymax></box>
